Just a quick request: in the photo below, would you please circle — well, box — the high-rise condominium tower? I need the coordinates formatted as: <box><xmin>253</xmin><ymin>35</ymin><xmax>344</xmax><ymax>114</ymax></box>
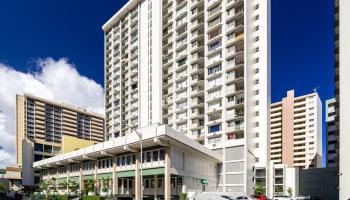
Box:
<box><xmin>16</xmin><ymin>94</ymin><xmax>104</xmax><ymax>186</ymax></box>
<box><xmin>325</xmin><ymin>98</ymin><xmax>337</xmax><ymax>167</ymax></box>
<box><xmin>335</xmin><ymin>0</ymin><xmax>350</xmax><ymax>199</ymax></box>
<box><xmin>270</xmin><ymin>90</ymin><xmax>322</xmax><ymax>169</ymax></box>
<box><xmin>103</xmin><ymin>0</ymin><xmax>271</xmax><ymax>195</ymax></box>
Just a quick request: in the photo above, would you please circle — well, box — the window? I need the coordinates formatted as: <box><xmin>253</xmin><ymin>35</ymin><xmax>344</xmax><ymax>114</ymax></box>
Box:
<box><xmin>208</xmin><ymin>64</ymin><xmax>222</xmax><ymax>75</ymax></box>
<box><xmin>255</xmin><ymin>36</ymin><xmax>259</xmax><ymax>42</ymax></box>
<box><xmin>255</xmin><ymin>26</ymin><xmax>259</xmax><ymax>31</ymax></box>
<box><xmin>254</xmin><ymin>58</ymin><xmax>259</xmax><ymax>63</ymax></box>
<box><xmin>178</xmin><ymin>58</ymin><xmax>187</xmax><ymax>67</ymax></box>
<box><xmin>255</xmin><ymin>47</ymin><xmax>259</xmax><ymax>53</ymax></box>
<box><xmin>255</xmin><ymin>4</ymin><xmax>259</xmax><ymax>10</ymax></box>
<box><xmin>34</xmin><ymin>143</ymin><xmax>43</xmax><ymax>152</ymax></box>
<box><xmin>117</xmin><ymin>157</ymin><xmax>121</xmax><ymax>166</ymax></box>
<box><xmin>153</xmin><ymin>150</ymin><xmax>159</xmax><ymax>161</ymax></box>
<box><xmin>208</xmin><ymin>41</ymin><xmax>221</xmax><ymax>52</ymax></box>
<box><xmin>44</xmin><ymin>145</ymin><xmax>52</xmax><ymax>153</ymax></box>
<box><xmin>146</xmin><ymin>152</ymin><xmax>151</xmax><ymax>162</ymax></box>
<box><xmin>208</xmin><ymin>124</ymin><xmax>221</xmax><ymax>133</ymax></box>
<box><xmin>34</xmin><ymin>154</ymin><xmax>43</xmax><ymax>162</ymax></box>
<box><xmin>208</xmin><ymin>76</ymin><xmax>222</xmax><ymax>87</ymax></box>
<box><xmin>126</xmin><ymin>155</ymin><xmax>131</xmax><ymax>165</ymax></box>
<box><xmin>255</xmin><ymin>15</ymin><xmax>259</xmax><ymax>20</ymax></box>
<box><xmin>159</xmin><ymin>149</ymin><xmax>165</xmax><ymax>160</ymax></box>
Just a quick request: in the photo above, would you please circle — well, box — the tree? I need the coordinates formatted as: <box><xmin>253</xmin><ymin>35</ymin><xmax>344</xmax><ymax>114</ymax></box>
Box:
<box><xmin>254</xmin><ymin>184</ymin><xmax>265</xmax><ymax>195</ymax></box>
<box><xmin>59</xmin><ymin>181</ymin><xmax>68</xmax><ymax>194</ymax></box>
<box><xmin>39</xmin><ymin>180</ymin><xmax>49</xmax><ymax>199</ymax></box>
<box><xmin>51</xmin><ymin>177</ymin><xmax>57</xmax><ymax>193</ymax></box>
<box><xmin>287</xmin><ymin>187</ymin><xmax>293</xmax><ymax>197</ymax></box>
<box><xmin>101</xmin><ymin>178</ymin><xmax>109</xmax><ymax>193</ymax></box>
<box><xmin>179</xmin><ymin>193</ymin><xmax>187</xmax><ymax>200</ymax></box>
<box><xmin>86</xmin><ymin>178</ymin><xmax>95</xmax><ymax>194</ymax></box>
<box><xmin>68</xmin><ymin>180</ymin><xmax>78</xmax><ymax>194</ymax></box>
<box><xmin>0</xmin><ymin>182</ymin><xmax>7</xmax><ymax>192</ymax></box>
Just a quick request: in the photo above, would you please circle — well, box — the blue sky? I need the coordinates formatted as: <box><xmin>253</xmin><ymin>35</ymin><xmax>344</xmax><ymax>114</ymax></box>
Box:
<box><xmin>0</xmin><ymin>0</ymin><xmax>334</xmax><ymax>166</ymax></box>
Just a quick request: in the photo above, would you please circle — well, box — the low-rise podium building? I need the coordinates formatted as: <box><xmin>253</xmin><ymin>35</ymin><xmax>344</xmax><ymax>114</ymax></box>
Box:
<box><xmin>33</xmin><ymin>124</ymin><xmax>222</xmax><ymax>199</ymax></box>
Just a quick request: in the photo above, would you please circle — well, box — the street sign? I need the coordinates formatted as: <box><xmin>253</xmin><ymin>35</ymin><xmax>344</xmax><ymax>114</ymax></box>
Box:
<box><xmin>201</xmin><ymin>179</ymin><xmax>208</xmax><ymax>185</ymax></box>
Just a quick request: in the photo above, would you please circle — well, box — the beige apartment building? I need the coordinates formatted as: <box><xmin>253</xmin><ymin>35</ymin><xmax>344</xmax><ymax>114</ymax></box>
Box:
<box><xmin>16</xmin><ymin>94</ymin><xmax>105</xmax><ymax>186</ymax></box>
<box><xmin>270</xmin><ymin>90</ymin><xmax>322</xmax><ymax>169</ymax></box>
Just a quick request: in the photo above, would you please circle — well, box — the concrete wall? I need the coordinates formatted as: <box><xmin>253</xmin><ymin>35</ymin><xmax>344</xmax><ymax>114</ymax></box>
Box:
<box><xmin>22</xmin><ymin>139</ymin><xmax>34</xmax><ymax>186</ymax></box>
<box><xmin>16</xmin><ymin>95</ymin><xmax>25</xmax><ymax>165</ymax></box>
<box><xmin>61</xmin><ymin>135</ymin><xmax>96</xmax><ymax>153</ymax></box>
<box><xmin>170</xmin><ymin>146</ymin><xmax>218</xmax><ymax>193</ymax></box>
<box><xmin>299</xmin><ymin>167</ymin><xmax>338</xmax><ymax>200</ymax></box>
<box><xmin>339</xmin><ymin>0</ymin><xmax>350</xmax><ymax>199</ymax></box>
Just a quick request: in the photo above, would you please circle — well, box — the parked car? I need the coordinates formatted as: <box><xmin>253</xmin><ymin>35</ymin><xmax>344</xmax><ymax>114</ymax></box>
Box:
<box><xmin>196</xmin><ymin>193</ymin><xmax>231</xmax><ymax>200</ymax></box>
<box><xmin>235</xmin><ymin>195</ymin><xmax>257</xmax><ymax>200</ymax></box>
<box><xmin>251</xmin><ymin>195</ymin><xmax>268</xmax><ymax>200</ymax></box>
<box><xmin>272</xmin><ymin>195</ymin><xmax>292</xmax><ymax>200</ymax></box>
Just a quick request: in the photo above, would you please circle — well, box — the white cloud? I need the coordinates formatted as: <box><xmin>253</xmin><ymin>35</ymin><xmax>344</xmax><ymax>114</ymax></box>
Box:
<box><xmin>0</xmin><ymin>58</ymin><xmax>104</xmax><ymax>169</ymax></box>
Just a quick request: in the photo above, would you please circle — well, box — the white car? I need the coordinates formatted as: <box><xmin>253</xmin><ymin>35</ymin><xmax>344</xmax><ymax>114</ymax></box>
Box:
<box><xmin>272</xmin><ymin>195</ymin><xmax>293</xmax><ymax>200</ymax></box>
<box><xmin>195</xmin><ymin>192</ymin><xmax>235</xmax><ymax>200</ymax></box>
<box><xmin>235</xmin><ymin>196</ymin><xmax>257</xmax><ymax>200</ymax></box>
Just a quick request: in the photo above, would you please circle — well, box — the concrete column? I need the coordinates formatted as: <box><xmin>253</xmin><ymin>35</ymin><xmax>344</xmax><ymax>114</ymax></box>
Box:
<box><xmin>112</xmin><ymin>156</ymin><xmax>118</xmax><ymax>195</ymax></box>
<box><xmin>79</xmin><ymin>164</ymin><xmax>84</xmax><ymax>192</ymax></box>
<box><xmin>94</xmin><ymin>161</ymin><xmax>98</xmax><ymax>193</ymax></box>
<box><xmin>154</xmin><ymin>175</ymin><xmax>158</xmax><ymax>200</ymax></box>
<box><xmin>66</xmin><ymin>166</ymin><xmax>70</xmax><ymax>192</ymax></box>
<box><xmin>135</xmin><ymin>152</ymin><xmax>141</xmax><ymax>200</ymax></box>
<box><xmin>164</xmin><ymin>147</ymin><xmax>171</xmax><ymax>200</ymax></box>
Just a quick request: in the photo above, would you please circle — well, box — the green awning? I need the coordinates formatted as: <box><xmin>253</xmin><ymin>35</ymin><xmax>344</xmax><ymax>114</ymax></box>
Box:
<box><xmin>97</xmin><ymin>173</ymin><xmax>113</xmax><ymax>179</ymax></box>
<box><xmin>57</xmin><ymin>178</ymin><xmax>67</xmax><ymax>183</ymax></box>
<box><xmin>116</xmin><ymin>167</ymin><xmax>164</xmax><ymax>178</ymax></box>
<box><xmin>69</xmin><ymin>176</ymin><xmax>79</xmax><ymax>182</ymax></box>
<box><xmin>83</xmin><ymin>174</ymin><xmax>94</xmax><ymax>180</ymax></box>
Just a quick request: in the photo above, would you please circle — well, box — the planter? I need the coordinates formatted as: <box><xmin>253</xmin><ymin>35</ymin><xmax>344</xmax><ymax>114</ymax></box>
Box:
<box><xmin>88</xmin><ymin>192</ymin><xmax>96</xmax><ymax>196</ymax></box>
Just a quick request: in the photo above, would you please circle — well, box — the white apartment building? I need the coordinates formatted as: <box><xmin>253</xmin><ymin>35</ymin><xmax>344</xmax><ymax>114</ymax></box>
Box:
<box><xmin>336</xmin><ymin>0</ymin><xmax>350</xmax><ymax>199</ymax></box>
<box><xmin>270</xmin><ymin>90</ymin><xmax>322</xmax><ymax>169</ymax></box>
<box><xmin>325</xmin><ymin>98</ymin><xmax>338</xmax><ymax>167</ymax></box>
<box><xmin>103</xmin><ymin>0</ymin><xmax>271</xmax><ymax>195</ymax></box>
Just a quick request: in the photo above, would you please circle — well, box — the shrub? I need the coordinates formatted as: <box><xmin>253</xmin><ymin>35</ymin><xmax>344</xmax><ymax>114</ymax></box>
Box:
<box><xmin>254</xmin><ymin>184</ymin><xmax>265</xmax><ymax>195</ymax></box>
<box><xmin>179</xmin><ymin>192</ymin><xmax>187</xmax><ymax>200</ymax></box>
<box><xmin>83</xmin><ymin>195</ymin><xmax>104</xmax><ymax>200</ymax></box>
<box><xmin>0</xmin><ymin>182</ymin><xmax>7</xmax><ymax>192</ymax></box>
<box><xmin>86</xmin><ymin>178</ymin><xmax>95</xmax><ymax>193</ymax></box>
<box><xmin>46</xmin><ymin>195</ymin><xmax>69</xmax><ymax>200</ymax></box>
<box><xmin>287</xmin><ymin>187</ymin><xmax>293</xmax><ymax>197</ymax></box>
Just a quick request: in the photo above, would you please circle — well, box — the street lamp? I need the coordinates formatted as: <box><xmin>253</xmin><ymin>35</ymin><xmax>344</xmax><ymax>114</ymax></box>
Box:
<box><xmin>123</xmin><ymin>123</ymin><xmax>143</xmax><ymax>199</ymax></box>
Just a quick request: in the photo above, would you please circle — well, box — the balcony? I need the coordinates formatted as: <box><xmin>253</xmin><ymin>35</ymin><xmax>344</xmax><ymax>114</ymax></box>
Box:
<box><xmin>225</xmin><ymin>85</ymin><xmax>243</xmax><ymax>96</ymax></box>
<box><xmin>190</xmin><ymin>86</ymin><xmax>204</xmax><ymax>97</ymax></box>
<box><xmin>208</xmin><ymin>0</ymin><xmax>222</xmax><ymax>10</ymax></box>
<box><xmin>226</xmin><ymin>97</ymin><xmax>244</xmax><ymax>108</ymax></box>
<box><xmin>226</xmin><ymin>33</ymin><xmax>244</xmax><ymax>46</ymax></box>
